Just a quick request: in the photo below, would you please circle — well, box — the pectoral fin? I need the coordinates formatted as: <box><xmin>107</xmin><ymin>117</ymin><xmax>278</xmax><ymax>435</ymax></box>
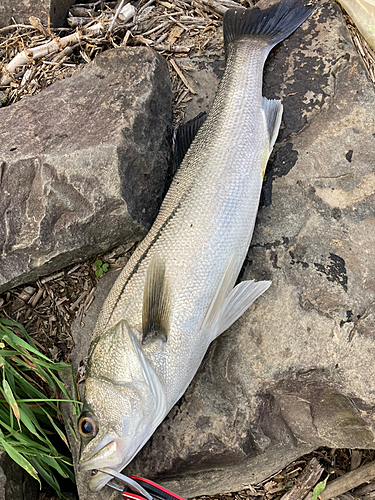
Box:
<box><xmin>142</xmin><ymin>255</ymin><xmax>171</xmax><ymax>345</ymax></box>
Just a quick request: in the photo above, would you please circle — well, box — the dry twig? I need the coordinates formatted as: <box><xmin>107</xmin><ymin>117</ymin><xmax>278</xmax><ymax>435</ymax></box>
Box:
<box><xmin>1</xmin><ymin>32</ymin><xmax>81</xmax><ymax>85</ymax></box>
<box><xmin>344</xmin><ymin>12</ymin><xmax>375</xmax><ymax>85</ymax></box>
<box><xmin>0</xmin><ymin>24</ymin><xmax>34</xmax><ymax>35</ymax></box>
<box><xmin>280</xmin><ymin>458</ymin><xmax>324</xmax><ymax>500</ymax></box>
<box><xmin>304</xmin><ymin>460</ymin><xmax>375</xmax><ymax>500</ymax></box>
<box><xmin>170</xmin><ymin>58</ymin><xmax>197</xmax><ymax>93</ymax></box>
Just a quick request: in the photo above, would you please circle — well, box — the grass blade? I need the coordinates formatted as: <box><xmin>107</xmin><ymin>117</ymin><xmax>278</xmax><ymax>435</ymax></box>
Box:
<box><xmin>2</xmin><ymin>379</ymin><xmax>21</xmax><ymax>431</ymax></box>
<box><xmin>0</xmin><ymin>318</ymin><xmax>77</xmax><ymax>497</ymax></box>
<box><xmin>29</xmin><ymin>457</ymin><xmax>62</xmax><ymax>497</ymax></box>
<box><xmin>0</xmin><ymin>430</ymin><xmax>40</xmax><ymax>485</ymax></box>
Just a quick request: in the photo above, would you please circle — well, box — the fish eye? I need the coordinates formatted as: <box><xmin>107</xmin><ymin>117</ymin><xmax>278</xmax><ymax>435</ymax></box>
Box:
<box><xmin>78</xmin><ymin>411</ymin><xmax>98</xmax><ymax>439</ymax></box>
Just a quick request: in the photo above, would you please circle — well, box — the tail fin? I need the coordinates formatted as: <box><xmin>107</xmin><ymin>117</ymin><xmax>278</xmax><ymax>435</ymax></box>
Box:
<box><xmin>223</xmin><ymin>0</ymin><xmax>317</xmax><ymax>52</ymax></box>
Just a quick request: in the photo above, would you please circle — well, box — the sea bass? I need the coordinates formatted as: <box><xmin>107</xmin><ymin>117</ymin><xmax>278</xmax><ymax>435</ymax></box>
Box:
<box><xmin>78</xmin><ymin>0</ymin><xmax>316</xmax><ymax>491</ymax></box>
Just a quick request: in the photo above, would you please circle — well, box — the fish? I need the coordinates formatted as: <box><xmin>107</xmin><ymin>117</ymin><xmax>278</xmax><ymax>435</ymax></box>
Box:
<box><xmin>78</xmin><ymin>0</ymin><xmax>317</xmax><ymax>491</ymax></box>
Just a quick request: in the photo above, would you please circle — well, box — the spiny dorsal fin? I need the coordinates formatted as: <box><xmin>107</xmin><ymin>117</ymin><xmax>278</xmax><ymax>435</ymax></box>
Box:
<box><xmin>142</xmin><ymin>254</ymin><xmax>171</xmax><ymax>345</ymax></box>
<box><xmin>173</xmin><ymin>112</ymin><xmax>207</xmax><ymax>173</ymax></box>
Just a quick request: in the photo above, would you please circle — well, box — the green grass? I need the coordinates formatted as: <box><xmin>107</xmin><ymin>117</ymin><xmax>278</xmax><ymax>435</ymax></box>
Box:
<box><xmin>0</xmin><ymin>317</ymin><xmax>81</xmax><ymax>498</ymax></box>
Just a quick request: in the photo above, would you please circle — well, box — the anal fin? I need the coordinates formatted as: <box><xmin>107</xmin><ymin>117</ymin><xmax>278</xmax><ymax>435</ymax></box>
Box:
<box><xmin>142</xmin><ymin>255</ymin><xmax>171</xmax><ymax>345</ymax></box>
<box><xmin>216</xmin><ymin>279</ymin><xmax>271</xmax><ymax>338</ymax></box>
<box><xmin>201</xmin><ymin>254</ymin><xmax>237</xmax><ymax>335</ymax></box>
<box><xmin>202</xmin><ymin>256</ymin><xmax>271</xmax><ymax>340</ymax></box>
<box><xmin>263</xmin><ymin>97</ymin><xmax>283</xmax><ymax>151</ymax></box>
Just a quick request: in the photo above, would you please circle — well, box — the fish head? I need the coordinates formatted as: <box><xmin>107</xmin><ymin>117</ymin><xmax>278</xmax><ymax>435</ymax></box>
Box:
<box><xmin>78</xmin><ymin>319</ymin><xmax>167</xmax><ymax>491</ymax></box>
<box><xmin>78</xmin><ymin>377</ymin><xmax>156</xmax><ymax>491</ymax></box>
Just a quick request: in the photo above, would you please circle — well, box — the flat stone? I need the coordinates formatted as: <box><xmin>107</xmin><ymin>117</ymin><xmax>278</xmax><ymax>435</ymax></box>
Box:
<box><xmin>0</xmin><ymin>0</ymin><xmax>74</xmax><ymax>28</ymax></box>
<box><xmin>65</xmin><ymin>2</ymin><xmax>375</xmax><ymax>499</ymax></box>
<box><xmin>0</xmin><ymin>47</ymin><xmax>172</xmax><ymax>294</ymax></box>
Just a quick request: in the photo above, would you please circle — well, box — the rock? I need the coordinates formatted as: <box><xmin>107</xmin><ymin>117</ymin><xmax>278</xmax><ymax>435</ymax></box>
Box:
<box><xmin>0</xmin><ymin>450</ymin><xmax>39</xmax><ymax>500</ymax></box>
<box><xmin>66</xmin><ymin>2</ymin><xmax>375</xmax><ymax>499</ymax></box>
<box><xmin>0</xmin><ymin>0</ymin><xmax>74</xmax><ymax>28</ymax></box>
<box><xmin>0</xmin><ymin>47</ymin><xmax>173</xmax><ymax>294</ymax></box>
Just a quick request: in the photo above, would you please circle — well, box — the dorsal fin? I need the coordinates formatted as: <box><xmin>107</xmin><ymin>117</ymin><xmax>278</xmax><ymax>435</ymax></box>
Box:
<box><xmin>142</xmin><ymin>255</ymin><xmax>171</xmax><ymax>345</ymax></box>
<box><xmin>173</xmin><ymin>112</ymin><xmax>207</xmax><ymax>173</ymax></box>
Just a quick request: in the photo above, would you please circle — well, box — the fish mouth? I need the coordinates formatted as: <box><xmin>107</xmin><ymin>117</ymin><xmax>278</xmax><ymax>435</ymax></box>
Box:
<box><xmin>88</xmin><ymin>469</ymin><xmax>116</xmax><ymax>492</ymax></box>
<box><xmin>80</xmin><ymin>436</ymin><xmax>144</xmax><ymax>492</ymax></box>
<box><xmin>80</xmin><ymin>439</ymin><xmax>124</xmax><ymax>492</ymax></box>
<box><xmin>80</xmin><ymin>438</ymin><xmax>122</xmax><ymax>472</ymax></box>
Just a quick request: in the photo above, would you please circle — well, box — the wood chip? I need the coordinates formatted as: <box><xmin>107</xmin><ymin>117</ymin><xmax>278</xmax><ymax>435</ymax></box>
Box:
<box><xmin>264</xmin><ymin>481</ymin><xmax>286</xmax><ymax>495</ymax></box>
<box><xmin>170</xmin><ymin>58</ymin><xmax>196</xmax><ymax>93</ymax></box>
<box><xmin>156</xmin><ymin>0</ymin><xmax>174</xmax><ymax>8</ymax></box>
<box><xmin>17</xmin><ymin>286</ymin><xmax>36</xmax><ymax>301</ymax></box>
<box><xmin>84</xmin><ymin>287</ymin><xmax>96</xmax><ymax>311</ymax></box>
<box><xmin>187</xmin><ymin>0</ymin><xmax>227</xmax><ymax>15</ymax></box>
<box><xmin>353</xmin><ymin>481</ymin><xmax>375</xmax><ymax>497</ymax></box>
<box><xmin>167</xmin><ymin>26</ymin><xmax>184</xmax><ymax>44</ymax></box>
<box><xmin>69</xmin><ymin>291</ymin><xmax>88</xmax><ymax>312</ymax></box>
<box><xmin>280</xmin><ymin>458</ymin><xmax>323</xmax><ymax>500</ymax></box>
<box><xmin>41</xmin><ymin>271</ymin><xmax>65</xmax><ymax>284</ymax></box>
<box><xmin>351</xmin><ymin>450</ymin><xmax>362</xmax><ymax>471</ymax></box>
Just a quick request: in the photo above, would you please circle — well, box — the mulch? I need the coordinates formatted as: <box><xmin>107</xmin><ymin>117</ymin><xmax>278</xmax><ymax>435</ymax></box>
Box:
<box><xmin>195</xmin><ymin>448</ymin><xmax>375</xmax><ymax>500</ymax></box>
<box><xmin>1</xmin><ymin>1</ymin><xmax>375</xmax><ymax>499</ymax></box>
<box><xmin>0</xmin><ymin>0</ymin><xmax>230</xmax><ymax>124</ymax></box>
<box><xmin>0</xmin><ymin>243</ymin><xmax>136</xmax><ymax>360</ymax></box>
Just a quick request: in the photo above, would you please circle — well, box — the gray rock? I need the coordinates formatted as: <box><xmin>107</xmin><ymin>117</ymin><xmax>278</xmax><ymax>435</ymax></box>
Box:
<box><xmin>0</xmin><ymin>0</ymin><xmax>74</xmax><ymax>28</ymax></box>
<box><xmin>0</xmin><ymin>450</ymin><xmax>39</xmax><ymax>500</ymax></box>
<box><xmin>66</xmin><ymin>2</ymin><xmax>375</xmax><ymax>499</ymax></box>
<box><xmin>0</xmin><ymin>47</ymin><xmax>173</xmax><ymax>294</ymax></box>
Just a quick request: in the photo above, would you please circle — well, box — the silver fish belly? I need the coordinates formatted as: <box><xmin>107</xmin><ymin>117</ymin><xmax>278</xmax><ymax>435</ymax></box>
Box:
<box><xmin>78</xmin><ymin>0</ymin><xmax>316</xmax><ymax>491</ymax></box>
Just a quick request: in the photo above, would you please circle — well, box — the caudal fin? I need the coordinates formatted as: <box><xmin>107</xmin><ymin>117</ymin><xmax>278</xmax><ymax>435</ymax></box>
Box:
<box><xmin>223</xmin><ymin>0</ymin><xmax>317</xmax><ymax>52</ymax></box>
